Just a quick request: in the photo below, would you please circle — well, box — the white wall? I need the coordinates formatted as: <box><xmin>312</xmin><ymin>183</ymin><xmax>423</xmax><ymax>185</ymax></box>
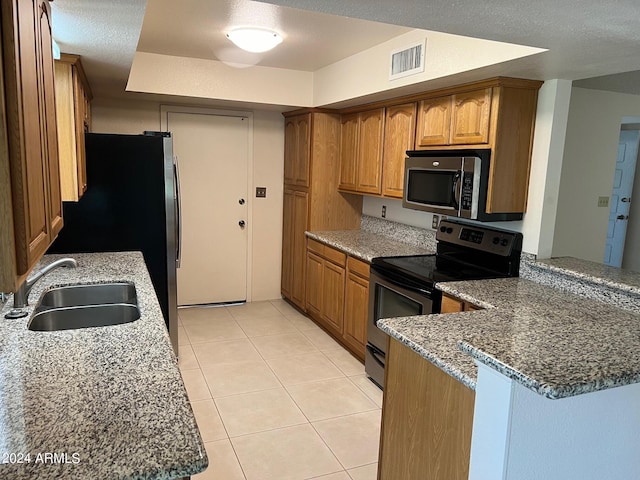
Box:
<box><xmin>553</xmin><ymin>88</ymin><xmax>640</xmax><ymax>264</ymax></box>
<box><xmin>91</xmin><ymin>98</ymin><xmax>284</xmax><ymax>301</ymax></box>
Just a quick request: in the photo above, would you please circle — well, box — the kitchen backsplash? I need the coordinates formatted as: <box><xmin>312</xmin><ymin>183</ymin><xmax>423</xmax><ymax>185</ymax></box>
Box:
<box><xmin>361</xmin><ymin>215</ymin><xmax>437</xmax><ymax>250</ymax></box>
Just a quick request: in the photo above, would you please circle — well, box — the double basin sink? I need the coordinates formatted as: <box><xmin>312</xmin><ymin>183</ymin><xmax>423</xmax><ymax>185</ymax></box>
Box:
<box><xmin>29</xmin><ymin>283</ymin><xmax>140</xmax><ymax>331</ymax></box>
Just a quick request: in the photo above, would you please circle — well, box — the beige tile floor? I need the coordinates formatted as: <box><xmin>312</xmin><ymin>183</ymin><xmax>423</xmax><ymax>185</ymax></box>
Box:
<box><xmin>178</xmin><ymin>298</ymin><xmax>382</xmax><ymax>480</ymax></box>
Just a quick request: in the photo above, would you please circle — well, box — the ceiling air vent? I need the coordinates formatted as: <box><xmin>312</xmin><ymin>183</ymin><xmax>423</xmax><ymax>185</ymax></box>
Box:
<box><xmin>389</xmin><ymin>40</ymin><xmax>426</xmax><ymax>80</ymax></box>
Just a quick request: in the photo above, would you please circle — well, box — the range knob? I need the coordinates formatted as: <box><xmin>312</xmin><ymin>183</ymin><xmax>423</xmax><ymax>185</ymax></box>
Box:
<box><xmin>446</xmin><ymin>227</ymin><xmax>453</xmax><ymax>234</ymax></box>
<box><xmin>500</xmin><ymin>239</ymin><xmax>509</xmax><ymax>247</ymax></box>
<box><xmin>492</xmin><ymin>237</ymin><xmax>500</xmax><ymax>245</ymax></box>
<box><xmin>440</xmin><ymin>226</ymin><xmax>447</xmax><ymax>233</ymax></box>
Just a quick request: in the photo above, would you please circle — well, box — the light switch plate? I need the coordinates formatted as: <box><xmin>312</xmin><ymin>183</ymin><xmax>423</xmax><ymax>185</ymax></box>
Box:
<box><xmin>431</xmin><ymin>215</ymin><xmax>440</xmax><ymax>229</ymax></box>
<box><xmin>598</xmin><ymin>196</ymin><xmax>609</xmax><ymax>208</ymax></box>
<box><xmin>256</xmin><ymin>187</ymin><xmax>267</xmax><ymax>198</ymax></box>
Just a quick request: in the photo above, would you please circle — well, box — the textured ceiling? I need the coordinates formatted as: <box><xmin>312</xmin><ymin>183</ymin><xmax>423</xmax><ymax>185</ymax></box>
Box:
<box><xmin>51</xmin><ymin>0</ymin><xmax>640</xmax><ymax>100</ymax></box>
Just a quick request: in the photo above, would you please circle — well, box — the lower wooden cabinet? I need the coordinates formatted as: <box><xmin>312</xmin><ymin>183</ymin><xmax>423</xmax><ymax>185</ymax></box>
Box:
<box><xmin>282</xmin><ymin>188</ymin><xmax>309</xmax><ymax>309</ymax></box>
<box><xmin>305</xmin><ymin>239</ymin><xmax>369</xmax><ymax>360</ymax></box>
<box><xmin>379</xmin><ymin>337</ymin><xmax>475</xmax><ymax>480</ymax></box>
<box><xmin>343</xmin><ymin>257</ymin><xmax>369</xmax><ymax>358</ymax></box>
<box><xmin>441</xmin><ymin>293</ymin><xmax>482</xmax><ymax>313</ymax></box>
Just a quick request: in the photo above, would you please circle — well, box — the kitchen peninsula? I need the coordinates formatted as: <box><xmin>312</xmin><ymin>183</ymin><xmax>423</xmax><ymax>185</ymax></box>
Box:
<box><xmin>0</xmin><ymin>252</ymin><xmax>207</xmax><ymax>480</ymax></box>
<box><xmin>379</xmin><ymin>262</ymin><xmax>640</xmax><ymax>480</ymax></box>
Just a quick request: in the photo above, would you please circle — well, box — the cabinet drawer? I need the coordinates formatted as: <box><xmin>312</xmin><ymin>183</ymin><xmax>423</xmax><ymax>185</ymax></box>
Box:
<box><xmin>324</xmin><ymin>245</ymin><xmax>346</xmax><ymax>268</ymax></box>
<box><xmin>347</xmin><ymin>256</ymin><xmax>370</xmax><ymax>279</ymax></box>
<box><xmin>307</xmin><ymin>238</ymin><xmax>325</xmax><ymax>257</ymax></box>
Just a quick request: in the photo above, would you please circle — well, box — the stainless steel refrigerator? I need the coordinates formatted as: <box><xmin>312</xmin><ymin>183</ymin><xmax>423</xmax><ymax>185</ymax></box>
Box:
<box><xmin>48</xmin><ymin>132</ymin><xmax>181</xmax><ymax>355</ymax></box>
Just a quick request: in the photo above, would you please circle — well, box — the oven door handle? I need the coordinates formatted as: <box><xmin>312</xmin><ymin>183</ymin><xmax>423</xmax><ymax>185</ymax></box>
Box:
<box><xmin>366</xmin><ymin>344</ymin><xmax>386</xmax><ymax>368</ymax></box>
<box><xmin>372</xmin><ymin>268</ymin><xmax>432</xmax><ymax>297</ymax></box>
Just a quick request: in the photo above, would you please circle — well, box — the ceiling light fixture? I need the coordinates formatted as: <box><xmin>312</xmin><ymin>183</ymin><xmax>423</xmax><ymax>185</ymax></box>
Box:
<box><xmin>226</xmin><ymin>28</ymin><xmax>283</xmax><ymax>53</ymax></box>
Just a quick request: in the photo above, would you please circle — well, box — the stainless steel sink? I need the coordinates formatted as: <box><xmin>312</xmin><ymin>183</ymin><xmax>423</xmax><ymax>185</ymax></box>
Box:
<box><xmin>28</xmin><ymin>283</ymin><xmax>140</xmax><ymax>331</ymax></box>
<box><xmin>28</xmin><ymin>304</ymin><xmax>140</xmax><ymax>331</ymax></box>
<box><xmin>38</xmin><ymin>283</ymin><xmax>137</xmax><ymax>308</ymax></box>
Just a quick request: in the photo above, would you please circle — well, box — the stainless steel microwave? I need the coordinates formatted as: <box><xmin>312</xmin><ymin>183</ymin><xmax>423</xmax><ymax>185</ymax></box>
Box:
<box><xmin>402</xmin><ymin>150</ymin><xmax>523</xmax><ymax>222</ymax></box>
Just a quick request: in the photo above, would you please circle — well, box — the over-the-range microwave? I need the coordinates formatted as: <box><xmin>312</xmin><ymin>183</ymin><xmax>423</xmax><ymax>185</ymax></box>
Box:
<box><xmin>402</xmin><ymin>149</ymin><xmax>523</xmax><ymax>222</ymax></box>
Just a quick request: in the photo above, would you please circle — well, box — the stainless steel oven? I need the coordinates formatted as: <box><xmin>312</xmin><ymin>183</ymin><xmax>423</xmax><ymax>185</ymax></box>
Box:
<box><xmin>365</xmin><ymin>219</ymin><xmax>523</xmax><ymax>389</ymax></box>
<box><xmin>366</xmin><ymin>266</ymin><xmax>438</xmax><ymax>388</ymax></box>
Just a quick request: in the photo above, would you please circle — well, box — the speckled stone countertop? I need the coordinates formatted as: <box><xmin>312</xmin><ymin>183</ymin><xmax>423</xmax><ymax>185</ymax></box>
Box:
<box><xmin>0</xmin><ymin>252</ymin><xmax>207</xmax><ymax>479</ymax></box>
<box><xmin>379</xmin><ymin>277</ymin><xmax>640</xmax><ymax>400</ymax></box>
<box><xmin>532</xmin><ymin>256</ymin><xmax>640</xmax><ymax>296</ymax></box>
<box><xmin>306</xmin><ymin>216</ymin><xmax>436</xmax><ymax>261</ymax></box>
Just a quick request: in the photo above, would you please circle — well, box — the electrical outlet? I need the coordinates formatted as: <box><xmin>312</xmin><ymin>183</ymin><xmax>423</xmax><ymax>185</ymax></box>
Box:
<box><xmin>431</xmin><ymin>215</ymin><xmax>440</xmax><ymax>229</ymax></box>
<box><xmin>597</xmin><ymin>196</ymin><xmax>609</xmax><ymax>208</ymax></box>
<box><xmin>382</xmin><ymin>205</ymin><xmax>386</xmax><ymax>218</ymax></box>
<box><xmin>256</xmin><ymin>187</ymin><xmax>267</xmax><ymax>198</ymax></box>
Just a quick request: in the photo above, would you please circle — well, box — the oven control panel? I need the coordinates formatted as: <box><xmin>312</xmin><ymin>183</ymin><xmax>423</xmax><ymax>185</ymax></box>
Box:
<box><xmin>436</xmin><ymin>220</ymin><xmax>522</xmax><ymax>256</ymax></box>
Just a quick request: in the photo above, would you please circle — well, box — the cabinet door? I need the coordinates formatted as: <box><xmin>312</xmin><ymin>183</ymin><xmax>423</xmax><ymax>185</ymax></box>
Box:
<box><xmin>441</xmin><ymin>294</ymin><xmax>464</xmax><ymax>313</ymax></box>
<box><xmin>321</xmin><ymin>260</ymin><xmax>345</xmax><ymax>335</ymax></box>
<box><xmin>415</xmin><ymin>96</ymin><xmax>451</xmax><ymax>147</ymax></box>
<box><xmin>306</xmin><ymin>251</ymin><xmax>323</xmax><ymax>317</ymax></box>
<box><xmin>338</xmin><ymin>113</ymin><xmax>359</xmax><ymax>191</ymax></box>
<box><xmin>450</xmin><ymin>88</ymin><xmax>491</xmax><ymax>145</ymax></box>
<box><xmin>73</xmin><ymin>69</ymin><xmax>87</xmax><ymax>197</ymax></box>
<box><xmin>290</xmin><ymin>190</ymin><xmax>309</xmax><ymax>309</ymax></box>
<box><xmin>344</xmin><ymin>271</ymin><xmax>369</xmax><ymax>358</ymax></box>
<box><xmin>382</xmin><ymin>103</ymin><xmax>416</xmax><ymax>198</ymax></box>
<box><xmin>281</xmin><ymin>189</ymin><xmax>294</xmax><ymax>299</ymax></box>
<box><xmin>356</xmin><ymin>108</ymin><xmax>384</xmax><ymax>194</ymax></box>
<box><xmin>294</xmin><ymin>114</ymin><xmax>311</xmax><ymax>187</ymax></box>
<box><xmin>284</xmin><ymin>118</ymin><xmax>297</xmax><ymax>184</ymax></box>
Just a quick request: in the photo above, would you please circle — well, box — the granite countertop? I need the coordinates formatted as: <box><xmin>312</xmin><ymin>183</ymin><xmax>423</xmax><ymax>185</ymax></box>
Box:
<box><xmin>0</xmin><ymin>252</ymin><xmax>207</xmax><ymax>479</ymax></box>
<box><xmin>306</xmin><ymin>230</ymin><xmax>435</xmax><ymax>262</ymax></box>
<box><xmin>532</xmin><ymin>256</ymin><xmax>640</xmax><ymax>296</ymax></box>
<box><xmin>379</xmin><ymin>277</ymin><xmax>640</xmax><ymax>400</ymax></box>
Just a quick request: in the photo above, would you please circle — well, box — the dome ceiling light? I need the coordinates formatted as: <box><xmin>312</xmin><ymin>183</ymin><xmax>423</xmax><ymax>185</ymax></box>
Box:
<box><xmin>226</xmin><ymin>28</ymin><xmax>283</xmax><ymax>53</ymax></box>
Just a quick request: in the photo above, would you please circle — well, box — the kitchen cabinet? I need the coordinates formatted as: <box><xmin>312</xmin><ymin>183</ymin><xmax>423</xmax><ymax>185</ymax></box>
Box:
<box><xmin>381</xmin><ymin>103</ymin><xmax>417</xmax><ymax>198</ymax></box>
<box><xmin>416</xmin><ymin>89</ymin><xmax>491</xmax><ymax>147</ymax></box>
<box><xmin>305</xmin><ymin>239</ymin><xmax>369</xmax><ymax>360</ymax></box>
<box><xmin>284</xmin><ymin>113</ymin><xmax>310</xmax><ymax>187</ymax></box>
<box><xmin>379</xmin><ymin>337</ymin><xmax>475</xmax><ymax>480</ymax></box>
<box><xmin>441</xmin><ymin>293</ymin><xmax>482</xmax><ymax>313</ymax></box>
<box><xmin>0</xmin><ymin>0</ymin><xmax>63</xmax><ymax>292</ymax></box>
<box><xmin>306</xmin><ymin>239</ymin><xmax>346</xmax><ymax>336</ymax></box>
<box><xmin>281</xmin><ymin>111</ymin><xmax>362</xmax><ymax>310</ymax></box>
<box><xmin>343</xmin><ymin>256</ymin><xmax>369</xmax><ymax>357</ymax></box>
<box><xmin>338</xmin><ymin>108</ymin><xmax>384</xmax><ymax>195</ymax></box>
<box><xmin>414</xmin><ymin>78</ymin><xmax>541</xmax><ymax>214</ymax></box>
<box><xmin>55</xmin><ymin>53</ymin><xmax>93</xmax><ymax>201</ymax></box>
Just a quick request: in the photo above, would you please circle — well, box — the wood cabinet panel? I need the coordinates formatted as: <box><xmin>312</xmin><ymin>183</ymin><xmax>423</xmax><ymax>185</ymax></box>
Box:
<box><xmin>379</xmin><ymin>338</ymin><xmax>475</xmax><ymax>480</ymax></box>
<box><xmin>290</xmin><ymin>190</ymin><xmax>309</xmax><ymax>309</ymax></box>
<box><xmin>382</xmin><ymin>103</ymin><xmax>416</xmax><ymax>198</ymax></box>
<box><xmin>306</xmin><ymin>251</ymin><xmax>323</xmax><ymax>317</ymax></box>
<box><xmin>344</xmin><ymin>271</ymin><xmax>368</xmax><ymax>358</ymax></box>
<box><xmin>1</xmin><ymin>0</ymin><xmax>63</xmax><ymax>290</ymax></box>
<box><xmin>284</xmin><ymin>118</ymin><xmax>296</xmax><ymax>184</ymax></box>
<box><xmin>55</xmin><ymin>54</ymin><xmax>91</xmax><ymax>202</ymax></box>
<box><xmin>355</xmin><ymin>108</ymin><xmax>384</xmax><ymax>194</ymax></box>
<box><xmin>281</xmin><ymin>189</ymin><xmax>294</xmax><ymax>299</ymax></box>
<box><xmin>450</xmin><ymin>88</ymin><xmax>491</xmax><ymax>145</ymax></box>
<box><xmin>338</xmin><ymin>113</ymin><xmax>359</xmax><ymax>191</ymax></box>
<box><xmin>322</xmin><ymin>260</ymin><xmax>345</xmax><ymax>335</ymax></box>
<box><xmin>284</xmin><ymin>114</ymin><xmax>311</xmax><ymax>187</ymax></box>
<box><xmin>415</xmin><ymin>96</ymin><xmax>451</xmax><ymax>147</ymax></box>
<box><xmin>441</xmin><ymin>294</ymin><xmax>464</xmax><ymax>313</ymax></box>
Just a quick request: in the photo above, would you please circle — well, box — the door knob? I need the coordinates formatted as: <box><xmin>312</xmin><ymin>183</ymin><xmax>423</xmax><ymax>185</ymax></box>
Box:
<box><xmin>239</xmin><ymin>220</ymin><xmax>246</xmax><ymax>228</ymax></box>
<box><xmin>621</xmin><ymin>197</ymin><xmax>631</xmax><ymax>203</ymax></box>
<box><xmin>239</xmin><ymin>198</ymin><xmax>245</xmax><ymax>205</ymax></box>
<box><xmin>617</xmin><ymin>215</ymin><xmax>629</xmax><ymax>220</ymax></box>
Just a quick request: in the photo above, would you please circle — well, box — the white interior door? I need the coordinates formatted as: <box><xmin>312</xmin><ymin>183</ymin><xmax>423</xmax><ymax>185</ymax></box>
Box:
<box><xmin>604</xmin><ymin>129</ymin><xmax>639</xmax><ymax>267</ymax></box>
<box><xmin>168</xmin><ymin>112</ymin><xmax>249</xmax><ymax>305</ymax></box>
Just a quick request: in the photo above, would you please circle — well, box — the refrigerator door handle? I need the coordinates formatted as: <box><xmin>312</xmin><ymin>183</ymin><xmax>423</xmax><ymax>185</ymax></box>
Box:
<box><xmin>173</xmin><ymin>156</ymin><xmax>182</xmax><ymax>268</ymax></box>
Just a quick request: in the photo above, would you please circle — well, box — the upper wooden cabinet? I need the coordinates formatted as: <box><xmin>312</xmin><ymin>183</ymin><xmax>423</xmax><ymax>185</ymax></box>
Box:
<box><xmin>284</xmin><ymin>113</ymin><xmax>311</xmax><ymax>187</ymax></box>
<box><xmin>1</xmin><ymin>0</ymin><xmax>63</xmax><ymax>292</ymax></box>
<box><xmin>338</xmin><ymin>108</ymin><xmax>384</xmax><ymax>195</ymax></box>
<box><xmin>55</xmin><ymin>53</ymin><xmax>93</xmax><ymax>201</ymax></box>
<box><xmin>417</xmin><ymin>89</ymin><xmax>492</xmax><ymax>148</ymax></box>
<box><xmin>382</xmin><ymin>103</ymin><xmax>417</xmax><ymax>198</ymax></box>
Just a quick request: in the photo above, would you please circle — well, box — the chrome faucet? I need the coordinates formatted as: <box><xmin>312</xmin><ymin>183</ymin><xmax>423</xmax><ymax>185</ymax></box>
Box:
<box><xmin>12</xmin><ymin>258</ymin><xmax>78</xmax><ymax>308</ymax></box>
